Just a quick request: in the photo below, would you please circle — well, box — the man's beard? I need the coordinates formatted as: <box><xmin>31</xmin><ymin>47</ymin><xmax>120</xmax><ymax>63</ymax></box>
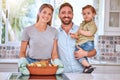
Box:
<box><xmin>61</xmin><ymin>17</ymin><xmax>72</xmax><ymax>25</ymax></box>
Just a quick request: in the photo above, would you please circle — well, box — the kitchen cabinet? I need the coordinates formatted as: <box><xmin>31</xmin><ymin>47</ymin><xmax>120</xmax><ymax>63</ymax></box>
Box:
<box><xmin>0</xmin><ymin>43</ymin><xmax>19</xmax><ymax>72</ymax></box>
<box><xmin>104</xmin><ymin>0</ymin><xmax>120</xmax><ymax>35</ymax></box>
<box><xmin>0</xmin><ymin>59</ymin><xmax>18</xmax><ymax>72</ymax></box>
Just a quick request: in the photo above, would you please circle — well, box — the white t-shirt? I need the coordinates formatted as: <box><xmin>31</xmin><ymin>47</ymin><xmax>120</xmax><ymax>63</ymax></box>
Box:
<box><xmin>22</xmin><ymin>24</ymin><xmax>58</xmax><ymax>59</ymax></box>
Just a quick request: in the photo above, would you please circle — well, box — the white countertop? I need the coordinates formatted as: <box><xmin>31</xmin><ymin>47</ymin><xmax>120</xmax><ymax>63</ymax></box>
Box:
<box><xmin>0</xmin><ymin>59</ymin><xmax>19</xmax><ymax>63</ymax></box>
<box><xmin>0</xmin><ymin>72</ymin><xmax>120</xmax><ymax>80</ymax></box>
<box><xmin>0</xmin><ymin>72</ymin><xmax>12</xmax><ymax>80</ymax></box>
<box><xmin>64</xmin><ymin>73</ymin><xmax>120</xmax><ymax>80</ymax></box>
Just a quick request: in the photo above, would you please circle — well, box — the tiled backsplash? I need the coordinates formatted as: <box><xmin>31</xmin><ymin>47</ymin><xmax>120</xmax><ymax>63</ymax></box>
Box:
<box><xmin>0</xmin><ymin>42</ymin><xmax>20</xmax><ymax>59</ymax></box>
<box><xmin>1</xmin><ymin>37</ymin><xmax>120</xmax><ymax>65</ymax></box>
<box><xmin>92</xmin><ymin>36</ymin><xmax>120</xmax><ymax>64</ymax></box>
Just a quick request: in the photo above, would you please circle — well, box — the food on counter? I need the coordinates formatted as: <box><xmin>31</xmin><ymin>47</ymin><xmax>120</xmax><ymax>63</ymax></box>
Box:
<box><xmin>27</xmin><ymin>60</ymin><xmax>58</xmax><ymax>75</ymax></box>
<box><xmin>27</xmin><ymin>60</ymin><xmax>57</xmax><ymax>67</ymax></box>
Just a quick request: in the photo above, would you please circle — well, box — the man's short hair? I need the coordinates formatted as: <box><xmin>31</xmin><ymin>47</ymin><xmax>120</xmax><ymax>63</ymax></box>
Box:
<box><xmin>59</xmin><ymin>2</ymin><xmax>73</xmax><ymax>13</ymax></box>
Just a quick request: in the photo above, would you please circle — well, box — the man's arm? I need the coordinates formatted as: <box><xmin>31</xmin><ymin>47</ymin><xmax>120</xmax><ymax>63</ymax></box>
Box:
<box><xmin>74</xmin><ymin>47</ymin><xmax>96</xmax><ymax>58</ymax></box>
<box><xmin>87</xmin><ymin>49</ymin><xmax>96</xmax><ymax>57</ymax></box>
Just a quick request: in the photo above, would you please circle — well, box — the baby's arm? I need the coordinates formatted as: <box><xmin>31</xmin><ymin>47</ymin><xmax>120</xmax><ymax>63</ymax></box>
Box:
<box><xmin>79</xmin><ymin>22</ymin><xmax>97</xmax><ymax>37</ymax></box>
<box><xmin>78</xmin><ymin>29</ymin><xmax>92</xmax><ymax>37</ymax></box>
<box><xmin>70</xmin><ymin>32</ymin><xmax>79</xmax><ymax>39</ymax></box>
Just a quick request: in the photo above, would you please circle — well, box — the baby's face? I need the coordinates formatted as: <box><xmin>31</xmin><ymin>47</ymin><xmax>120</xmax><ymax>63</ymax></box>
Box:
<box><xmin>82</xmin><ymin>8</ymin><xmax>95</xmax><ymax>22</ymax></box>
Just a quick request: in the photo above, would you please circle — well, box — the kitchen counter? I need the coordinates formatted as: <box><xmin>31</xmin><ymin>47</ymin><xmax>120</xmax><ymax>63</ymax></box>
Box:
<box><xmin>0</xmin><ymin>59</ymin><xmax>18</xmax><ymax>63</ymax></box>
<box><xmin>0</xmin><ymin>72</ymin><xmax>120</xmax><ymax>80</ymax></box>
<box><xmin>0</xmin><ymin>72</ymin><xmax>69</xmax><ymax>80</ymax></box>
<box><xmin>0</xmin><ymin>59</ymin><xmax>19</xmax><ymax>72</ymax></box>
<box><xmin>0</xmin><ymin>72</ymin><xmax>11</xmax><ymax>80</ymax></box>
<box><xmin>0</xmin><ymin>61</ymin><xmax>120</xmax><ymax>80</ymax></box>
<box><xmin>64</xmin><ymin>73</ymin><xmax>120</xmax><ymax>80</ymax></box>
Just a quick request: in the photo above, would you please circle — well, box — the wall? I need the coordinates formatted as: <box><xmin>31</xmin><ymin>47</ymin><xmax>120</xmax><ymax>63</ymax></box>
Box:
<box><xmin>91</xmin><ymin>36</ymin><xmax>120</xmax><ymax>65</ymax></box>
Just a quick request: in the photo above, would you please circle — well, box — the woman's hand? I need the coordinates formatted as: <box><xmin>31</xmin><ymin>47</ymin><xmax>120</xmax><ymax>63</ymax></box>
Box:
<box><xmin>18</xmin><ymin>57</ymin><xmax>30</xmax><ymax>75</ymax></box>
<box><xmin>74</xmin><ymin>46</ymin><xmax>88</xmax><ymax>59</ymax></box>
<box><xmin>51</xmin><ymin>59</ymin><xmax>64</xmax><ymax>74</ymax></box>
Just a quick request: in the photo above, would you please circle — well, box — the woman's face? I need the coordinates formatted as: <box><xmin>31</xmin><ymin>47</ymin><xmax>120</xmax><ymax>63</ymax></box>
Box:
<box><xmin>38</xmin><ymin>7</ymin><xmax>53</xmax><ymax>24</ymax></box>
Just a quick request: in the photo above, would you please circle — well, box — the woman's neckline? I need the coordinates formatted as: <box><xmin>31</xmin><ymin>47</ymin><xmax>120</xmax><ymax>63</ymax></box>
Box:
<box><xmin>34</xmin><ymin>24</ymin><xmax>48</xmax><ymax>32</ymax></box>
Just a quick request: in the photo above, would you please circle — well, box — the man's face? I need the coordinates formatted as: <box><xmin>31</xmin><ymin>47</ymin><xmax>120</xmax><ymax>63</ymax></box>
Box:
<box><xmin>59</xmin><ymin>6</ymin><xmax>73</xmax><ymax>25</ymax></box>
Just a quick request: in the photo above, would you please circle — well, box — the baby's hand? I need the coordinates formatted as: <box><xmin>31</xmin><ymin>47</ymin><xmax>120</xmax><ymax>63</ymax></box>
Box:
<box><xmin>78</xmin><ymin>29</ymin><xmax>82</xmax><ymax>34</ymax></box>
<box><xmin>70</xmin><ymin>33</ymin><xmax>78</xmax><ymax>39</ymax></box>
<box><xmin>70</xmin><ymin>33</ymin><xmax>77</xmax><ymax>39</ymax></box>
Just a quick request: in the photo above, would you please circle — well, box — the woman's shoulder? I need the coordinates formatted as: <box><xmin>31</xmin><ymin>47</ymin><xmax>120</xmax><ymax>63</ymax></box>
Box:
<box><xmin>48</xmin><ymin>26</ymin><xmax>57</xmax><ymax>31</ymax></box>
<box><xmin>24</xmin><ymin>24</ymin><xmax>34</xmax><ymax>29</ymax></box>
<box><xmin>23</xmin><ymin>24</ymin><xmax>34</xmax><ymax>31</ymax></box>
<box><xmin>47</xmin><ymin>26</ymin><xmax>58</xmax><ymax>35</ymax></box>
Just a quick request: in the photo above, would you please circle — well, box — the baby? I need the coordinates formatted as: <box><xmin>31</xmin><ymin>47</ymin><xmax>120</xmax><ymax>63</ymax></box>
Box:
<box><xmin>70</xmin><ymin>5</ymin><xmax>97</xmax><ymax>73</ymax></box>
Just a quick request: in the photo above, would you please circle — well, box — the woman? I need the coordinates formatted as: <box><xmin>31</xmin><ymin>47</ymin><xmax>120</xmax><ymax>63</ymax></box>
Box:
<box><xmin>18</xmin><ymin>3</ymin><xmax>64</xmax><ymax>75</ymax></box>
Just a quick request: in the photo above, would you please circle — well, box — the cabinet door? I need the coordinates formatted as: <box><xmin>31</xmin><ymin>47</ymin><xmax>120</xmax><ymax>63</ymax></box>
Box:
<box><xmin>105</xmin><ymin>0</ymin><xmax>120</xmax><ymax>32</ymax></box>
<box><xmin>0</xmin><ymin>63</ymin><xmax>18</xmax><ymax>72</ymax></box>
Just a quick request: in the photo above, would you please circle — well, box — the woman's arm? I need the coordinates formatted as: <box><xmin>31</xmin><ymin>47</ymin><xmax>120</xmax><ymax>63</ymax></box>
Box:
<box><xmin>19</xmin><ymin>41</ymin><xmax>28</xmax><ymax>58</ymax></box>
<box><xmin>51</xmin><ymin>39</ymin><xmax>59</xmax><ymax>60</ymax></box>
<box><xmin>74</xmin><ymin>47</ymin><xmax>96</xmax><ymax>58</ymax></box>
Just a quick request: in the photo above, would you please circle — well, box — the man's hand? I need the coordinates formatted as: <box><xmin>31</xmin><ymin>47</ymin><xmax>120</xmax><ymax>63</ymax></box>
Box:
<box><xmin>74</xmin><ymin>46</ymin><xmax>88</xmax><ymax>59</ymax></box>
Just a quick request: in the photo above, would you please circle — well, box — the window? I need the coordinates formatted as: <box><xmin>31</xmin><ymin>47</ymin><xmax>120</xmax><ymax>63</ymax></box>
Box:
<box><xmin>0</xmin><ymin>0</ymin><xmax>96</xmax><ymax>44</ymax></box>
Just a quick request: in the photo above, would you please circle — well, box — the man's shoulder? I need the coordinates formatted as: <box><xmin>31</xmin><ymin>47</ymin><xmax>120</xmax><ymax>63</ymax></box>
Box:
<box><xmin>56</xmin><ymin>26</ymin><xmax>62</xmax><ymax>31</ymax></box>
<box><xmin>73</xmin><ymin>24</ymin><xmax>79</xmax><ymax>28</ymax></box>
<box><xmin>72</xmin><ymin>24</ymin><xmax>79</xmax><ymax>30</ymax></box>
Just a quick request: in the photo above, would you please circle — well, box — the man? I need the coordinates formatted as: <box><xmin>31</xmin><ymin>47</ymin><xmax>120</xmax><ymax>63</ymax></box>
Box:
<box><xmin>57</xmin><ymin>2</ymin><xmax>96</xmax><ymax>73</ymax></box>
